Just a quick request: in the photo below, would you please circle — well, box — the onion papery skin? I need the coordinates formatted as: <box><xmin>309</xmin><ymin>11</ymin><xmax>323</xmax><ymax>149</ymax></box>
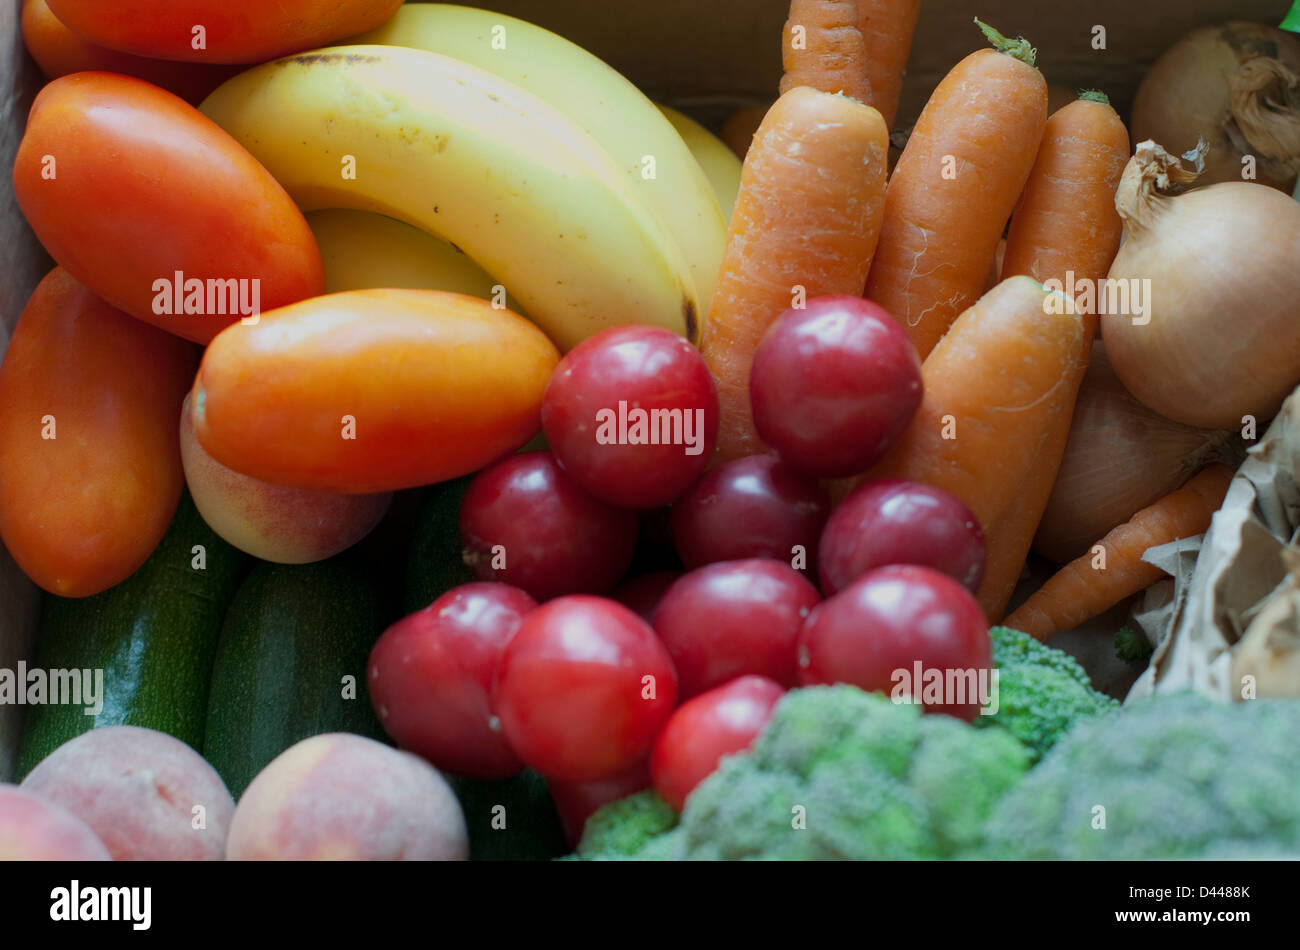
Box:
<box><xmin>1102</xmin><ymin>141</ymin><xmax>1300</xmax><ymax>430</ymax></box>
<box><xmin>1033</xmin><ymin>345</ymin><xmax>1237</xmax><ymax>563</ymax></box>
<box><xmin>1131</xmin><ymin>21</ymin><xmax>1300</xmax><ymax>193</ymax></box>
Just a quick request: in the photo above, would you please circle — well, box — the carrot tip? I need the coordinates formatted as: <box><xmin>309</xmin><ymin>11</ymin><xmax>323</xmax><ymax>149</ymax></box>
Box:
<box><xmin>974</xmin><ymin>18</ymin><xmax>1038</xmax><ymax>67</ymax></box>
<box><xmin>1078</xmin><ymin>89</ymin><xmax>1110</xmax><ymax>105</ymax></box>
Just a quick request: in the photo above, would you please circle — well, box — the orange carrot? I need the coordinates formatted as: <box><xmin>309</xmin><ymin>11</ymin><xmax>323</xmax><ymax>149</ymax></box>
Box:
<box><xmin>701</xmin><ymin>86</ymin><xmax>888</xmax><ymax>463</ymax></box>
<box><xmin>864</xmin><ymin>20</ymin><xmax>1046</xmax><ymax>360</ymax></box>
<box><xmin>967</xmin><ymin>96</ymin><xmax>1131</xmax><ymax>618</ymax></box>
<box><xmin>861</xmin><ymin>276</ymin><xmax>1088</xmax><ymax>537</ymax></box>
<box><xmin>856</xmin><ymin>0</ymin><xmax>922</xmax><ymax>128</ymax></box>
<box><xmin>780</xmin><ymin>0</ymin><xmax>873</xmax><ymax>103</ymax></box>
<box><xmin>1001</xmin><ymin>91</ymin><xmax>1130</xmax><ymax>320</ymax></box>
<box><xmin>1005</xmin><ymin>463</ymin><xmax>1235</xmax><ymax>639</ymax></box>
<box><xmin>975</xmin><ymin>416</ymin><xmax>1073</xmax><ymax>621</ymax></box>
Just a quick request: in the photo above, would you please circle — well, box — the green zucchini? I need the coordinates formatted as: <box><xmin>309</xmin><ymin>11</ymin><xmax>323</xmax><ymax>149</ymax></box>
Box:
<box><xmin>402</xmin><ymin>477</ymin><xmax>570</xmax><ymax>860</ymax></box>
<box><xmin>403</xmin><ymin>475</ymin><xmax>475</xmax><ymax>614</ymax></box>
<box><xmin>447</xmin><ymin>769</ymin><xmax>568</xmax><ymax>861</ymax></box>
<box><xmin>202</xmin><ymin>555</ymin><xmax>387</xmax><ymax>796</ymax></box>
<box><xmin>17</xmin><ymin>492</ymin><xmax>246</xmax><ymax>777</ymax></box>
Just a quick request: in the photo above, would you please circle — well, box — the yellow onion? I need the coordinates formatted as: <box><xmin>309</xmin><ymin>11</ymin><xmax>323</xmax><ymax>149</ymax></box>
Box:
<box><xmin>1033</xmin><ymin>345</ymin><xmax>1241</xmax><ymax>564</ymax></box>
<box><xmin>1102</xmin><ymin>139</ymin><xmax>1300</xmax><ymax>430</ymax></box>
<box><xmin>1131</xmin><ymin>22</ymin><xmax>1300</xmax><ymax>192</ymax></box>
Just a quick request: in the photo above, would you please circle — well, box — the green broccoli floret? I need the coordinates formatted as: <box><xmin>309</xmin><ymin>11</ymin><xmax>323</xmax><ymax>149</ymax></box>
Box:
<box><xmin>628</xmin><ymin>685</ymin><xmax>1029</xmax><ymax>860</ymax></box>
<box><xmin>574</xmin><ymin>790</ymin><xmax>677</xmax><ymax>859</ymax></box>
<box><xmin>1195</xmin><ymin>842</ymin><xmax>1300</xmax><ymax>860</ymax></box>
<box><xmin>973</xmin><ymin>626</ymin><xmax>1119</xmax><ymax>763</ymax></box>
<box><xmin>982</xmin><ymin>691</ymin><xmax>1300</xmax><ymax>859</ymax></box>
<box><xmin>627</xmin><ymin>827</ymin><xmax>686</xmax><ymax>861</ymax></box>
<box><xmin>1114</xmin><ymin>624</ymin><xmax>1154</xmax><ymax>664</ymax></box>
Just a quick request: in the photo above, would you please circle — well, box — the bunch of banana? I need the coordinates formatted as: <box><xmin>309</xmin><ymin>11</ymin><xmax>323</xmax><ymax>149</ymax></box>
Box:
<box><xmin>201</xmin><ymin>4</ymin><xmax>733</xmax><ymax>351</ymax></box>
<box><xmin>307</xmin><ymin>134</ymin><xmax>733</xmax><ymax>316</ymax></box>
<box><xmin>657</xmin><ymin>105</ymin><xmax>742</xmax><ymax>222</ymax></box>
<box><xmin>352</xmin><ymin>4</ymin><xmax>728</xmax><ymax>314</ymax></box>
<box><xmin>309</xmin><ymin>147</ymin><xmax>732</xmax><ymax>312</ymax></box>
<box><xmin>307</xmin><ymin>208</ymin><xmax>522</xmax><ymax>310</ymax></box>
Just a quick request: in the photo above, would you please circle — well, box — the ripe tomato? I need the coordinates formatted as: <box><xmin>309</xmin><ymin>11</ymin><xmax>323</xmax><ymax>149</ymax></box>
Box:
<box><xmin>44</xmin><ymin>0</ymin><xmax>404</xmax><ymax>64</ymax></box>
<box><xmin>652</xmin><ymin>559</ymin><xmax>820</xmax><ymax>697</ymax></box>
<box><xmin>21</xmin><ymin>0</ymin><xmax>239</xmax><ymax>104</ymax></box>
<box><xmin>797</xmin><ymin>565</ymin><xmax>993</xmax><ymax>721</ymax></box>
<box><xmin>493</xmin><ymin>596</ymin><xmax>678</xmax><ymax>782</ymax></box>
<box><xmin>547</xmin><ymin>759</ymin><xmax>652</xmax><ymax>848</ymax></box>
<box><xmin>650</xmin><ymin>676</ymin><xmax>784</xmax><ymax>812</ymax></box>
<box><xmin>0</xmin><ymin>269</ymin><xmax>196</xmax><ymax>596</ymax></box>
<box><xmin>541</xmin><ymin>325</ymin><xmax>719</xmax><ymax>509</ymax></box>
<box><xmin>460</xmin><ymin>453</ymin><xmax>637</xmax><ymax>600</ymax></box>
<box><xmin>13</xmin><ymin>73</ymin><xmax>323</xmax><ymax>343</ymax></box>
<box><xmin>819</xmin><ymin>479</ymin><xmax>985</xmax><ymax>595</ymax></box>
<box><xmin>749</xmin><ymin>296</ymin><xmax>923</xmax><ymax>477</ymax></box>
<box><xmin>670</xmin><ymin>453</ymin><xmax>829</xmax><ymax>572</ymax></box>
<box><xmin>368</xmin><ymin>583</ymin><xmax>535</xmax><ymax>780</ymax></box>
<box><xmin>192</xmin><ymin>291</ymin><xmax>559</xmax><ymax>493</ymax></box>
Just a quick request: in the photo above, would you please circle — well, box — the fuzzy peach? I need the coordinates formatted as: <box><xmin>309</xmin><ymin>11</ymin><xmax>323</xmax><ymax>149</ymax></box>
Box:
<box><xmin>181</xmin><ymin>392</ymin><xmax>391</xmax><ymax>563</ymax></box>
<box><xmin>21</xmin><ymin>726</ymin><xmax>234</xmax><ymax>860</ymax></box>
<box><xmin>226</xmin><ymin>733</ymin><xmax>467</xmax><ymax>861</ymax></box>
<box><xmin>0</xmin><ymin>784</ymin><xmax>112</xmax><ymax>860</ymax></box>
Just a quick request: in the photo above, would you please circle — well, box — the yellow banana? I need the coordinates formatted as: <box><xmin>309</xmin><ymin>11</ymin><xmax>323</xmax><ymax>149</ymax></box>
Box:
<box><xmin>201</xmin><ymin>46</ymin><xmax>698</xmax><ymax>350</ymax></box>
<box><xmin>657</xmin><ymin>105</ymin><xmax>742</xmax><ymax>222</ymax></box>
<box><xmin>307</xmin><ymin>208</ymin><xmax>523</xmax><ymax>313</ymax></box>
<box><xmin>352</xmin><ymin>3</ymin><xmax>726</xmax><ymax>315</ymax></box>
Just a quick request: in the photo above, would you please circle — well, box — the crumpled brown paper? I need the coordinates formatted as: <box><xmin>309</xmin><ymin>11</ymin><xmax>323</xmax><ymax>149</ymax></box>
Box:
<box><xmin>1128</xmin><ymin>387</ymin><xmax>1300</xmax><ymax>703</ymax></box>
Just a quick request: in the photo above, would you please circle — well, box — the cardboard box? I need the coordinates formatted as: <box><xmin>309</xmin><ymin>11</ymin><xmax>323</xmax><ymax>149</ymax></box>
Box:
<box><xmin>0</xmin><ymin>0</ymin><xmax>1289</xmax><ymax>778</ymax></box>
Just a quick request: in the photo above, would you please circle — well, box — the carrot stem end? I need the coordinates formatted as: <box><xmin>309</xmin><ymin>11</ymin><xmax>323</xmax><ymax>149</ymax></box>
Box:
<box><xmin>974</xmin><ymin>18</ymin><xmax>1037</xmax><ymax>67</ymax></box>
